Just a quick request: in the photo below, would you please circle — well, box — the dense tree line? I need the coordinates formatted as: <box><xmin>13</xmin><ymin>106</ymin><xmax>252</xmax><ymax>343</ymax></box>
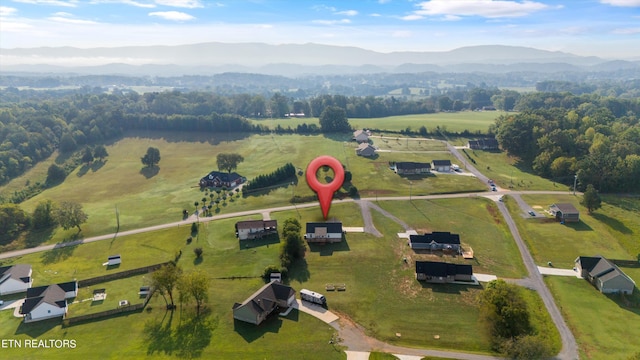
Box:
<box><xmin>243</xmin><ymin>163</ymin><xmax>296</xmax><ymax>192</ymax></box>
<box><xmin>279</xmin><ymin>217</ymin><xmax>306</xmax><ymax>269</ymax></box>
<box><xmin>492</xmin><ymin>93</ymin><xmax>640</xmax><ymax>192</ymax></box>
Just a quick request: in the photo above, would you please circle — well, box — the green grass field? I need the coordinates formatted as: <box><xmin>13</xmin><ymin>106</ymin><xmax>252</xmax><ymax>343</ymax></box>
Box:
<box><xmin>249</xmin><ymin>111</ymin><xmax>503</xmax><ymax>134</ymax></box>
<box><xmin>1</xmin><ymin>132</ymin><xmax>486</xmax><ymax>250</ymax></box>
<box><xmin>502</xmin><ymin>194</ymin><xmax>640</xmax><ymax>359</ymax></box>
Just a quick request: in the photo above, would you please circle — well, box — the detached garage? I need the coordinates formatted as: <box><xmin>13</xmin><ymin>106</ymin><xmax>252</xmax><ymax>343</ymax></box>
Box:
<box><xmin>550</xmin><ymin>203</ymin><xmax>580</xmax><ymax>223</ymax></box>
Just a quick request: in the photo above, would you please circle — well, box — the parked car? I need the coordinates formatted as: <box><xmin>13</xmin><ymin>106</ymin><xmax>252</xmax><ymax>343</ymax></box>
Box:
<box><xmin>528</xmin><ymin>211</ymin><xmax>536</xmax><ymax>216</ymax></box>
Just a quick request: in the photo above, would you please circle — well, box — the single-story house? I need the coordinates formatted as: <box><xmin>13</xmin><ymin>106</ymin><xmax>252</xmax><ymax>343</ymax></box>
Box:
<box><xmin>356</xmin><ymin>143</ymin><xmax>376</xmax><ymax>157</ymax></box>
<box><xmin>0</xmin><ymin>264</ymin><xmax>32</xmax><ymax>295</ymax></box>
<box><xmin>199</xmin><ymin>171</ymin><xmax>245</xmax><ymax>189</ymax></box>
<box><xmin>235</xmin><ymin>220</ymin><xmax>278</xmax><ymax>240</ymax></box>
<box><xmin>353</xmin><ymin>129</ymin><xmax>371</xmax><ymax>143</ymax></box>
<box><xmin>305</xmin><ymin>222</ymin><xmax>343</xmax><ymax>243</ymax></box>
<box><xmin>409</xmin><ymin>231</ymin><xmax>461</xmax><ymax>253</ymax></box>
<box><xmin>232</xmin><ymin>280</ymin><xmax>296</xmax><ymax>325</ymax></box>
<box><xmin>575</xmin><ymin>256</ymin><xmax>635</xmax><ymax>295</ymax></box>
<box><xmin>550</xmin><ymin>203</ymin><xmax>580</xmax><ymax>223</ymax></box>
<box><xmin>393</xmin><ymin>162</ymin><xmax>431</xmax><ymax>175</ymax></box>
<box><xmin>431</xmin><ymin>160</ymin><xmax>452</xmax><ymax>172</ymax></box>
<box><xmin>20</xmin><ymin>281</ymin><xmax>78</xmax><ymax>323</ymax></box>
<box><xmin>415</xmin><ymin>261</ymin><xmax>473</xmax><ymax>283</ymax></box>
<box><xmin>468</xmin><ymin>138</ymin><xmax>499</xmax><ymax>150</ymax></box>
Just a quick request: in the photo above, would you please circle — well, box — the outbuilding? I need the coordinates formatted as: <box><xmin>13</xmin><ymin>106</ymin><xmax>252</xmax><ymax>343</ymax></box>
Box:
<box><xmin>550</xmin><ymin>203</ymin><xmax>580</xmax><ymax>223</ymax></box>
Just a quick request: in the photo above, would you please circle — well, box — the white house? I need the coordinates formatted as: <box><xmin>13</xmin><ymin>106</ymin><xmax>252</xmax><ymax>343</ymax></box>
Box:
<box><xmin>353</xmin><ymin>129</ymin><xmax>371</xmax><ymax>143</ymax></box>
<box><xmin>575</xmin><ymin>256</ymin><xmax>636</xmax><ymax>295</ymax></box>
<box><xmin>431</xmin><ymin>160</ymin><xmax>452</xmax><ymax>172</ymax></box>
<box><xmin>0</xmin><ymin>264</ymin><xmax>33</xmax><ymax>295</ymax></box>
<box><xmin>304</xmin><ymin>222</ymin><xmax>343</xmax><ymax>243</ymax></box>
<box><xmin>235</xmin><ymin>220</ymin><xmax>278</xmax><ymax>240</ymax></box>
<box><xmin>20</xmin><ymin>281</ymin><xmax>78</xmax><ymax>323</ymax></box>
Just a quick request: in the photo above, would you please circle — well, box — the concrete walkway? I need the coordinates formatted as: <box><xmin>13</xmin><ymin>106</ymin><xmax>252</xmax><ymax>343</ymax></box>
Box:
<box><xmin>538</xmin><ymin>266</ymin><xmax>582</xmax><ymax>278</ymax></box>
<box><xmin>292</xmin><ymin>299</ymin><xmax>339</xmax><ymax>324</ymax></box>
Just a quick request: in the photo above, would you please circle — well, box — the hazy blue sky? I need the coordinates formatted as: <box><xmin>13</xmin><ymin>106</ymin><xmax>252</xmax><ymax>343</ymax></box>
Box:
<box><xmin>1</xmin><ymin>0</ymin><xmax>639</xmax><ymax>58</ymax></box>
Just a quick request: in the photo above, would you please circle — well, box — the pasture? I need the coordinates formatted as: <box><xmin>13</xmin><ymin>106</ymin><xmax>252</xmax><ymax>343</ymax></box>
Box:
<box><xmin>3</xmin><ymin>132</ymin><xmax>485</xmax><ymax>249</ymax></box>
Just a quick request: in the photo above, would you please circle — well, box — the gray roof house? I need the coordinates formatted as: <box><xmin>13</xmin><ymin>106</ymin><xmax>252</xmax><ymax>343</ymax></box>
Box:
<box><xmin>393</xmin><ymin>162</ymin><xmax>431</xmax><ymax>175</ymax></box>
<box><xmin>20</xmin><ymin>281</ymin><xmax>78</xmax><ymax>322</ymax></box>
<box><xmin>468</xmin><ymin>138</ymin><xmax>499</xmax><ymax>150</ymax></box>
<box><xmin>0</xmin><ymin>264</ymin><xmax>33</xmax><ymax>295</ymax></box>
<box><xmin>232</xmin><ymin>281</ymin><xmax>296</xmax><ymax>325</ymax></box>
<box><xmin>409</xmin><ymin>232</ymin><xmax>461</xmax><ymax>253</ymax></box>
<box><xmin>415</xmin><ymin>261</ymin><xmax>473</xmax><ymax>283</ymax></box>
<box><xmin>305</xmin><ymin>222</ymin><xmax>343</xmax><ymax>243</ymax></box>
<box><xmin>575</xmin><ymin>256</ymin><xmax>635</xmax><ymax>295</ymax></box>
<box><xmin>356</xmin><ymin>143</ymin><xmax>376</xmax><ymax>157</ymax></box>
<box><xmin>550</xmin><ymin>203</ymin><xmax>580</xmax><ymax>223</ymax></box>
<box><xmin>235</xmin><ymin>220</ymin><xmax>278</xmax><ymax>240</ymax></box>
<box><xmin>353</xmin><ymin>129</ymin><xmax>370</xmax><ymax>143</ymax></box>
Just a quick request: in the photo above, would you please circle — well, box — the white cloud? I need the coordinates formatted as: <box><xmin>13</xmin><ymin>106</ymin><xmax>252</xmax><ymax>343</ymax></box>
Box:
<box><xmin>600</xmin><ymin>0</ymin><xmax>640</xmax><ymax>6</ymax></box>
<box><xmin>312</xmin><ymin>19</ymin><xmax>351</xmax><ymax>25</ymax></box>
<box><xmin>312</xmin><ymin>5</ymin><xmax>337</xmax><ymax>12</ymax></box>
<box><xmin>89</xmin><ymin>0</ymin><xmax>156</xmax><ymax>8</ymax></box>
<box><xmin>0</xmin><ymin>20</ymin><xmax>33</xmax><ymax>31</ymax></box>
<box><xmin>391</xmin><ymin>30</ymin><xmax>412</xmax><ymax>38</ymax></box>
<box><xmin>12</xmin><ymin>0</ymin><xmax>78</xmax><ymax>7</ymax></box>
<box><xmin>0</xmin><ymin>6</ymin><xmax>18</xmax><ymax>16</ymax></box>
<box><xmin>336</xmin><ymin>10</ymin><xmax>358</xmax><ymax>16</ymax></box>
<box><xmin>154</xmin><ymin>0</ymin><xmax>203</xmax><ymax>8</ymax></box>
<box><xmin>378</xmin><ymin>0</ymin><xmax>391</xmax><ymax>3</ymax></box>
<box><xmin>612</xmin><ymin>27</ymin><xmax>640</xmax><ymax>34</ymax></box>
<box><xmin>148</xmin><ymin>10</ymin><xmax>194</xmax><ymax>20</ymax></box>
<box><xmin>401</xmin><ymin>14</ymin><xmax>424</xmax><ymax>21</ymax></box>
<box><xmin>47</xmin><ymin>14</ymin><xmax>98</xmax><ymax>24</ymax></box>
<box><xmin>412</xmin><ymin>0</ymin><xmax>550</xmax><ymax>18</ymax></box>
<box><xmin>52</xmin><ymin>11</ymin><xmax>72</xmax><ymax>16</ymax></box>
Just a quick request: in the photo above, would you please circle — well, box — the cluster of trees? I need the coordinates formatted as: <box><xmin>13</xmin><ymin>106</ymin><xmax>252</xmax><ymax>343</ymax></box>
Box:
<box><xmin>151</xmin><ymin>263</ymin><xmax>209</xmax><ymax>316</ymax></box>
<box><xmin>243</xmin><ymin>163</ymin><xmax>296</xmax><ymax>192</ymax></box>
<box><xmin>492</xmin><ymin>94</ymin><xmax>640</xmax><ymax>192</ymax></box>
<box><xmin>479</xmin><ymin>280</ymin><xmax>553</xmax><ymax>359</ymax></box>
<box><xmin>279</xmin><ymin>217</ymin><xmax>306</xmax><ymax>269</ymax></box>
<box><xmin>0</xmin><ymin>200</ymin><xmax>88</xmax><ymax>244</ymax></box>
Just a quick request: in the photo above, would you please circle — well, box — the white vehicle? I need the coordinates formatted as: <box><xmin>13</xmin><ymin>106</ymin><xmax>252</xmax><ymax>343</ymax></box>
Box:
<box><xmin>300</xmin><ymin>289</ymin><xmax>326</xmax><ymax>305</ymax></box>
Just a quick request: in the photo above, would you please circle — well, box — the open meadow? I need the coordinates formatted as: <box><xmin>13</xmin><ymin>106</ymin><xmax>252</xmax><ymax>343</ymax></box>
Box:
<box><xmin>249</xmin><ymin>111</ymin><xmax>503</xmax><ymax>134</ymax></box>
<box><xmin>2</xmin><ymin>131</ymin><xmax>485</xmax><ymax>250</ymax></box>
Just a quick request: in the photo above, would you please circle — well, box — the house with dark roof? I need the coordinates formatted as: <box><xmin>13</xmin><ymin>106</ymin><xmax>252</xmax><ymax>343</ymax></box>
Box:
<box><xmin>305</xmin><ymin>222</ymin><xmax>343</xmax><ymax>243</ymax></box>
<box><xmin>20</xmin><ymin>281</ymin><xmax>77</xmax><ymax>322</ymax></box>
<box><xmin>235</xmin><ymin>220</ymin><xmax>278</xmax><ymax>240</ymax></box>
<box><xmin>393</xmin><ymin>162</ymin><xmax>431</xmax><ymax>175</ymax></box>
<box><xmin>550</xmin><ymin>203</ymin><xmax>580</xmax><ymax>223</ymax></box>
<box><xmin>353</xmin><ymin>129</ymin><xmax>371</xmax><ymax>143</ymax></box>
<box><xmin>356</xmin><ymin>143</ymin><xmax>376</xmax><ymax>157</ymax></box>
<box><xmin>468</xmin><ymin>138</ymin><xmax>499</xmax><ymax>150</ymax></box>
<box><xmin>431</xmin><ymin>160</ymin><xmax>452</xmax><ymax>172</ymax></box>
<box><xmin>575</xmin><ymin>256</ymin><xmax>635</xmax><ymax>295</ymax></box>
<box><xmin>232</xmin><ymin>281</ymin><xmax>296</xmax><ymax>325</ymax></box>
<box><xmin>415</xmin><ymin>261</ymin><xmax>473</xmax><ymax>283</ymax></box>
<box><xmin>409</xmin><ymin>232</ymin><xmax>461</xmax><ymax>253</ymax></box>
<box><xmin>0</xmin><ymin>264</ymin><xmax>32</xmax><ymax>295</ymax></box>
<box><xmin>199</xmin><ymin>171</ymin><xmax>245</xmax><ymax>189</ymax></box>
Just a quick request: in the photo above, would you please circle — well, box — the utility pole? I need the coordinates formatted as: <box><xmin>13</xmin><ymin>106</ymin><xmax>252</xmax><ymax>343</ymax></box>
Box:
<box><xmin>573</xmin><ymin>174</ymin><xmax>578</xmax><ymax>195</ymax></box>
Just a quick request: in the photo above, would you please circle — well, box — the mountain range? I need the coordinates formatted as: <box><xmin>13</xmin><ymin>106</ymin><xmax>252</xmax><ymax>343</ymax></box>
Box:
<box><xmin>1</xmin><ymin>42</ymin><xmax>638</xmax><ymax>76</ymax></box>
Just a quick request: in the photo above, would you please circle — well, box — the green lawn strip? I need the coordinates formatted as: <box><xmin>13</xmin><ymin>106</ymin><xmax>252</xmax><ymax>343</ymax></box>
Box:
<box><xmin>249</xmin><ymin>111</ymin><xmax>502</xmax><ymax>134</ymax></box>
<box><xmin>504</xmin><ymin>194</ymin><xmax>634</xmax><ymax>268</ymax></box>
<box><xmin>68</xmin><ymin>274</ymin><xmax>148</xmax><ymax>317</ymax></box>
<box><xmin>370</xmin><ymin>137</ymin><xmax>447</xmax><ymax>152</ymax></box>
<box><xmin>369</xmin><ymin>352</ymin><xmax>400</xmax><ymax>359</ymax></box>
<box><xmin>464</xmin><ymin>150</ymin><xmax>561</xmax><ymax>191</ymax></box>
<box><xmin>374</xmin><ymin>197</ymin><xmax>526</xmax><ymax>278</ymax></box>
<box><xmin>545</xmin><ymin>276</ymin><xmax>640</xmax><ymax>360</ymax></box>
<box><xmin>519</xmin><ymin>287</ymin><xmax>562</xmax><ymax>355</ymax></box>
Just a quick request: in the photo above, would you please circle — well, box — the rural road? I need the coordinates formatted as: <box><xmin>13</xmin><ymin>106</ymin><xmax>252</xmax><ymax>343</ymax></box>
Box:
<box><xmin>0</xmin><ymin>187</ymin><xmax>580</xmax><ymax>359</ymax></box>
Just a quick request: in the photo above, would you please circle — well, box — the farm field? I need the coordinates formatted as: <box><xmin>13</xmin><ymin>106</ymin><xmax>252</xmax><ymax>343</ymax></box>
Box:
<box><xmin>502</xmin><ymin>194</ymin><xmax>640</xmax><ymax>360</ymax></box>
<box><xmin>249</xmin><ymin>111</ymin><xmax>504</xmax><ymax>134</ymax></box>
<box><xmin>2</xmin><ymin>132</ymin><xmax>485</xmax><ymax>250</ymax></box>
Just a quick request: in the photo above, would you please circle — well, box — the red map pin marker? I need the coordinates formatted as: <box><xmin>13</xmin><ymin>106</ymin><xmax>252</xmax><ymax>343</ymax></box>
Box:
<box><xmin>306</xmin><ymin>156</ymin><xmax>345</xmax><ymax>220</ymax></box>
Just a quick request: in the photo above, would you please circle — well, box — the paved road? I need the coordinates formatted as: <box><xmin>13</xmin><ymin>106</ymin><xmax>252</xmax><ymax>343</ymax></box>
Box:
<box><xmin>0</xmin><ymin>187</ymin><xmax>580</xmax><ymax>359</ymax></box>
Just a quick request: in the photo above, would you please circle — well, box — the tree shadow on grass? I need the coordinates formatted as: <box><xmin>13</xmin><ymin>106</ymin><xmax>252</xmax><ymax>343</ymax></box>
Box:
<box><xmin>563</xmin><ymin>221</ymin><xmax>593</xmax><ymax>232</ymax></box>
<box><xmin>590</xmin><ymin>213</ymin><xmax>632</xmax><ymax>235</ymax></box>
<box><xmin>77</xmin><ymin>164</ymin><xmax>90</xmax><ymax>177</ymax></box>
<box><xmin>239</xmin><ymin>234</ymin><xmax>280</xmax><ymax>250</ymax></box>
<box><xmin>40</xmin><ymin>243</ymin><xmax>76</xmax><ymax>265</ymax></box>
<box><xmin>419</xmin><ymin>281</ymin><xmax>480</xmax><ymax>294</ymax></box>
<box><xmin>173</xmin><ymin>310</ymin><xmax>215</xmax><ymax>358</ymax></box>
<box><xmin>91</xmin><ymin>159</ymin><xmax>106</xmax><ymax>172</ymax></box>
<box><xmin>307</xmin><ymin>237</ymin><xmax>350</xmax><ymax>256</ymax></box>
<box><xmin>288</xmin><ymin>259</ymin><xmax>310</xmax><ymax>283</ymax></box>
<box><xmin>144</xmin><ymin>310</ymin><xmax>176</xmax><ymax>356</ymax></box>
<box><xmin>14</xmin><ymin>317</ymin><xmax>60</xmax><ymax>338</ymax></box>
<box><xmin>25</xmin><ymin>227</ymin><xmax>55</xmax><ymax>248</ymax></box>
<box><xmin>233</xmin><ymin>316</ymin><xmax>283</xmax><ymax>344</ymax></box>
<box><xmin>140</xmin><ymin>166</ymin><xmax>160</xmax><ymax>179</ymax></box>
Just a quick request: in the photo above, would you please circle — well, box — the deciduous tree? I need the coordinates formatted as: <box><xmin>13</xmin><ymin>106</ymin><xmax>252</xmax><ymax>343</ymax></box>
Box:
<box><xmin>81</xmin><ymin>147</ymin><xmax>94</xmax><ymax>164</ymax></box>
<box><xmin>581</xmin><ymin>184</ymin><xmax>602</xmax><ymax>213</ymax></box>
<box><xmin>151</xmin><ymin>263</ymin><xmax>182</xmax><ymax>309</ymax></box>
<box><xmin>52</xmin><ymin>201</ymin><xmax>88</xmax><ymax>232</ymax></box>
<box><xmin>32</xmin><ymin>200</ymin><xmax>57</xmax><ymax>229</ymax></box>
<box><xmin>319</xmin><ymin>106</ymin><xmax>350</xmax><ymax>133</ymax></box>
<box><xmin>141</xmin><ymin>147</ymin><xmax>161</xmax><ymax>168</ymax></box>
<box><xmin>178</xmin><ymin>270</ymin><xmax>209</xmax><ymax>316</ymax></box>
<box><xmin>94</xmin><ymin>145</ymin><xmax>109</xmax><ymax>160</ymax></box>
<box><xmin>216</xmin><ymin>153</ymin><xmax>244</xmax><ymax>173</ymax></box>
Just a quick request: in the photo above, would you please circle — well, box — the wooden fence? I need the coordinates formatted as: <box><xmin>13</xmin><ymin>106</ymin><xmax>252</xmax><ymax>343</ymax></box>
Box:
<box><xmin>78</xmin><ymin>261</ymin><xmax>172</xmax><ymax>287</ymax></box>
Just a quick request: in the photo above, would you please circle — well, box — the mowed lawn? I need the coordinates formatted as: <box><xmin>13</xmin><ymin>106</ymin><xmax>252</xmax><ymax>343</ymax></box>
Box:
<box><xmin>6</xmin><ymin>131</ymin><xmax>485</xmax><ymax>249</ymax></box>
<box><xmin>249</xmin><ymin>111</ymin><xmax>503</xmax><ymax>134</ymax></box>
<box><xmin>504</xmin><ymin>194</ymin><xmax>640</xmax><ymax>359</ymax></box>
